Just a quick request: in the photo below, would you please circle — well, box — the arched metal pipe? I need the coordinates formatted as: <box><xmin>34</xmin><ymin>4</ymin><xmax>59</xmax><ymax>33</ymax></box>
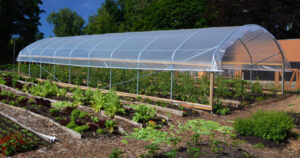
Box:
<box><xmin>268</xmin><ymin>37</ymin><xmax>286</xmax><ymax>95</ymax></box>
<box><xmin>238</xmin><ymin>39</ymin><xmax>253</xmax><ymax>92</ymax></box>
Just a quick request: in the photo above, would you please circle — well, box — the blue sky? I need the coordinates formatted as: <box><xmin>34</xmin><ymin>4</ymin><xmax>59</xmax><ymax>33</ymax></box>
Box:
<box><xmin>39</xmin><ymin>0</ymin><xmax>104</xmax><ymax>37</ymax></box>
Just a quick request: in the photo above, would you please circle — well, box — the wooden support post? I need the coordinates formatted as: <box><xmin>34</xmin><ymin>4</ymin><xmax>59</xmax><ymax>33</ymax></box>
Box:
<box><xmin>17</xmin><ymin>62</ymin><xmax>20</xmax><ymax>76</ymax></box>
<box><xmin>274</xmin><ymin>71</ymin><xmax>279</xmax><ymax>87</ymax></box>
<box><xmin>279</xmin><ymin>72</ymin><xmax>287</xmax><ymax>91</ymax></box>
<box><xmin>288</xmin><ymin>70</ymin><xmax>296</xmax><ymax>90</ymax></box>
<box><xmin>209</xmin><ymin>72</ymin><xmax>214</xmax><ymax>111</ymax></box>
<box><xmin>296</xmin><ymin>70</ymin><xmax>300</xmax><ymax>89</ymax></box>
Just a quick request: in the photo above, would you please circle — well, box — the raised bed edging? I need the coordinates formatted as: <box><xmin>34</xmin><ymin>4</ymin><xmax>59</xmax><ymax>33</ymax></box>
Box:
<box><xmin>0</xmin><ymin>111</ymin><xmax>56</xmax><ymax>143</ymax></box>
<box><xmin>77</xmin><ymin>104</ymin><xmax>143</xmax><ymax>128</ymax></box>
<box><xmin>121</xmin><ymin>100</ymin><xmax>182</xmax><ymax>117</ymax></box>
<box><xmin>19</xmin><ymin>80</ymin><xmax>172</xmax><ymax>119</ymax></box>
<box><xmin>0</xmin><ymin>101</ymin><xmax>81</xmax><ymax>139</ymax></box>
<box><xmin>19</xmin><ymin>76</ymin><xmax>213</xmax><ymax>110</ymax></box>
<box><xmin>0</xmin><ymin>83</ymin><xmax>144</xmax><ymax>129</ymax></box>
<box><xmin>15</xmin><ymin>81</ymin><xmax>170</xmax><ymax>125</ymax></box>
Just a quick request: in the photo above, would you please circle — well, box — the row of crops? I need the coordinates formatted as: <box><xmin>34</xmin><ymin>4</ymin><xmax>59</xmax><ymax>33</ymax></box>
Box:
<box><xmin>0</xmin><ymin>114</ymin><xmax>49</xmax><ymax>156</ymax></box>
<box><xmin>0</xmin><ymin>69</ymin><xmax>298</xmax><ymax>157</ymax></box>
<box><xmin>17</xmin><ymin>63</ymin><xmax>281</xmax><ymax>103</ymax></box>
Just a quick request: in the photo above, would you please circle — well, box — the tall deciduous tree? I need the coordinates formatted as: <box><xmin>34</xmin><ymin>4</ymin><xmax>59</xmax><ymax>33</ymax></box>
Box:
<box><xmin>211</xmin><ymin>0</ymin><xmax>300</xmax><ymax>39</ymax></box>
<box><xmin>47</xmin><ymin>8</ymin><xmax>85</xmax><ymax>37</ymax></box>
<box><xmin>142</xmin><ymin>0</ymin><xmax>214</xmax><ymax>30</ymax></box>
<box><xmin>84</xmin><ymin>0</ymin><xmax>121</xmax><ymax>34</ymax></box>
<box><xmin>120</xmin><ymin>0</ymin><xmax>152</xmax><ymax>31</ymax></box>
<box><xmin>0</xmin><ymin>0</ymin><xmax>44</xmax><ymax>64</ymax></box>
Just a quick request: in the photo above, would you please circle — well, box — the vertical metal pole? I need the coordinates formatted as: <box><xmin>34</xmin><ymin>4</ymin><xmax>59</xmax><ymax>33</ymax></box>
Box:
<box><xmin>53</xmin><ymin>65</ymin><xmax>56</xmax><ymax>80</ymax></box>
<box><xmin>13</xmin><ymin>38</ymin><xmax>16</xmax><ymax>72</ymax></box>
<box><xmin>170</xmin><ymin>71</ymin><xmax>174</xmax><ymax>99</ymax></box>
<box><xmin>69</xmin><ymin>66</ymin><xmax>71</xmax><ymax>84</ymax></box>
<box><xmin>209</xmin><ymin>72</ymin><xmax>214</xmax><ymax>111</ymax></box>
<box><xmin>137</xmin><ymin>70</ymin><xmax>140</xmax><ymax>95</ymax></box>
<box><xmin>17</xmin><ymin>62</ymin><xmax>20</xmax><ymax>76</ymax></box>
<box><xmin>239</xmin><ymin>39</ymin><xmax>253</xmax><ymax>92</ymax></box>
<box><xmin>39</xmin><ymin>63</ymin><xmax>42</xmax><ymax>78</ymax></box>
<box><xmin>269</xmin><ymin>36</ymin><xmax>285</xmax><ymax>95</ymax></box>
<box><xmin>109</xmin><ymin>68</ymin><xmax>112</xmax><ymax>90</ymax></box>
<box><xmin>242</xmin><ymin>71</ymin><xmax>245</xmax><ymax>80</ymax></box>
<box><xmin>282</xmin><ymin>64</ymin><xmax>285</xmax><ymax>95</ymax></box>
<box><xmin>250</xmin><ymin>67</ymin><xmax>253</xmax><ymax>92</ymax></box>
<box><xmin>87</xmin><ymin>67</ymin><xmax>90</xmax><ymax>87</ymax></box>
<box><xmin>28</xmin><ymin>63</ymin><xmax>31</xmax><ymax>77</ymax></box>
<box><xmin>241</xmin><ymin>71</ymin><xmax>244</xmax><ymax>103</ymax></box>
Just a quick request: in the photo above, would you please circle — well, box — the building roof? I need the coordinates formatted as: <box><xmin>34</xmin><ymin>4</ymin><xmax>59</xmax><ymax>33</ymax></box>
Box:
<box><xmin>17</xmin><ymin>24</ymin><xmax>290</xmax><ymax>72</ymax></box>
<box><xmin>279</xmin><ymin>39</ymin><xmax>300</xmax><ymax>62</ymax></box>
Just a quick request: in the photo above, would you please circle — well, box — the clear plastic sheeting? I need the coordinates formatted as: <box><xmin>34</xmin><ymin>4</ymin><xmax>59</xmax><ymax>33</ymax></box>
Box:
<box><xmin>17</xmin><ymin>24</ymin><xmax>290</xmax><ymax>72</ymax></box>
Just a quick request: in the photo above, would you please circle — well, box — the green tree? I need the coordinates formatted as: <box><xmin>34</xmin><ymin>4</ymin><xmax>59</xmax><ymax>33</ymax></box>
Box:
<box><xmin>0</xmin><ymin>0</ymin><xmax>44</xmax><ymax>64</ymax></box>
<box><xmin>84</xmin><ymin>0</ymin><xmax>121</xmax><ymax>34</ymax></box>
<box><xmin>211</xmin><ymin>0</ymin><xmax>300</xmax><ymax>39</ymax></box>
<box><xmin>120</xmin><ymin>0</ymin><xmax>153</xmax><ymax>31</ymax></box>
<box><xmin>47</xmin><ymin>8</ymin><xmax>85</xmax><ymax>37</ymax></box>
<box><xmin>84</xmin><ymin>8</ymin><xmax>118</xmax><ymax>34</ymax></box>
<box><xmin>142</xmin><ymin>0</ymin><xmax>214</xmax><ymax>30</ymax></box>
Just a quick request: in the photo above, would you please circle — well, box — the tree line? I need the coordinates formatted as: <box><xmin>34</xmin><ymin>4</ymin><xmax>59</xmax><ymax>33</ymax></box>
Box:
<box><xmin>1</xmin><ymin>0</ymin><xmax>299</xmax><ymax>64</ymax></box>
<box><xmin>0</xmin><ymin>0</ymin><xmax>43</xmax><ymax>64</ymax></box>
<box><xmin>48</xmin><ymin>0</ymin><xmax>300</xmax><ymax>39</ymax></box>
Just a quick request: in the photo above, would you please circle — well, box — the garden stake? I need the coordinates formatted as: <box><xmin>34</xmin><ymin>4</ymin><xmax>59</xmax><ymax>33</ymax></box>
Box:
<box><xmin>209</xmin><ymin>72</ymin><xmax>214</xmax><ymax>111</ymax></box>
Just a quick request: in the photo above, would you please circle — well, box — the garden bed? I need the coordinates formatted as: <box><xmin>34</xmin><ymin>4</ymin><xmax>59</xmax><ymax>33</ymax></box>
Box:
<box><xmin>157</xmin><ymin>141</ymin><xmax>252</xmax><ymax>158</ymax></box>
<box><xmin>120</xmin><ymin>96</ymin><xmax>198</xmax><ymax>117</ymax></box>
<box><xmin>289</xmin><ymin>113</ymin><xmax>300</xmax><ymax>127</ymax></box>
<box><xmin>0</xmin><ymin>88</ymin><xmax>124</xmax><ymax>139</ymax></box>
<box><xmin>0</xmin><ymin>80</ymin><xmax>167</xmax><ymax>132</ymax></box>
<box><xmin>0</xmin><ymin>114</ymin><xmax>50</xmax><ymax>157</ymax></box>
<box><xmin>0</xmin><ymin>77</ymin><xmax>171</xmax><ymax>127</ymax></box>
<box><xmin>14</xmin><ymin>78</ymin><xmax>199</xmax><ymax>117</ymax></box>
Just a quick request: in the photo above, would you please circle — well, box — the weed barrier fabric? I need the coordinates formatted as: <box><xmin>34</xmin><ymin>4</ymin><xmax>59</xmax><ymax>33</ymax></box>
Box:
<box><xmin>17</xmin><ymin>24</ymin><xmax>290</xmax><ymax>72</ymax></box>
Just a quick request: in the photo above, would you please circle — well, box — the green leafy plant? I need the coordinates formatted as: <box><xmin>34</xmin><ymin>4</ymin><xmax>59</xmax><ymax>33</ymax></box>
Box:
<box><xmin>187</xmin><ymin>145</ymin><xmax>202</xmax><ymax>158</ymax></box>
<box><xmin>49</xmin><ymin>108</ymin><xmax>59</xmax><ymax>114</ymax></box>
<box><xmin>105</xmin><ymin>120</ymin><xmax>117</xmax><ymax>134</ymax></box>
<box><xmin>91</xmin><ymin>90</ymin><xmax>106</xmax><ymax>112</ymax></box>
<box><xmin>252</xmin><ymin>82</ymin><xmax>263</xmax><ymax>95</ymax></box>
<box><xmin>213</xmin><ymin>101</ymin><xmax>230</xmax><ymax>115</ymax></box>
<box><xmin>163</xmin><ymin>149</ymin><xmax>177</xmax><ymax>158</ymax></box>
<box><xmin>91</xmin><ymin>90</ymin><xmax>125</xmax><ymax>117</ymax></box>
<box><xmin>96</xmin><ymin>129</ymin><xmax>105</xmax><ymax>134</ymax></box>
<box><xmin>72</xmin><ymin>87</ymin><xmax>85</xmax><ymax>105</ymax></box>
<box><xmin>253</xmin><ymin>143</ymin><xmax>265</xmax><ymax>149</ymax></box>
<box><xmin>55</xmin><ymin>117</ymin><xmax>62</xmax><ymax>121</ymax></box>
<box><xmin>16</xmin><ymin>96</ymin><xmax>27</xmax><ymax>103</ymax></box>
<box><xmin>130</xmin><ymin>104</ymin><xmax>157</xmax><ymax>123</ymax></box>
<box><xmin>0</xmin><ymin>77</ymin><xmax>6</xmax><ymax>85</ymax></box>
<box><xmin>234</xmin><ymin>110</ymin><xmax>294</xmax><ymax>142</ymax></box>
<box><xmin>126</xmin><ymin>127</ymin><xmax>170</xmax><ymax>145</ymax></box>
<box><xmin>232</xmin><ymin>79</ymin><xmax>248</xmax><ymax>101</ymax></box>
<box><xmin>145</xmin><ymin>143</ymin><xmax>160</xmax><ymax>156</ymax></box>
<box><xmin>91</xmin><ymin>116</ymin><xmax>99</xmax><ymax>123</ymax></box>
<box><xmin>79</xmin><ymin>111</ymin><xmax>88</xmax><ymax>119</ymax></box>
<box><xmin>104</xmin><ymin>90</ymin><xmax>125</xmax><ymax>117</ymax></box>
<box><xmin>109</xmin><ymin>148</ymin><xmax>124</xmax><ymax>158</ymax></box>
<box><xmin>73</xmin><ymin>125</ymin><xmax>89</xmax><ymax>134</ymax></box>
<box><xmin>255</xmin><ymin>96</ymin><xmax>264</xmax><ymax>102</ymax></box>
<box><xmin>66</xmin><ymin>109</ymin><xmax>90</xmax><ymax>134</ymax></box>
<box><xmin>51</xmin><ymin>101</ymin><xmax>75</xmax><ymax>109</ymax></box>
